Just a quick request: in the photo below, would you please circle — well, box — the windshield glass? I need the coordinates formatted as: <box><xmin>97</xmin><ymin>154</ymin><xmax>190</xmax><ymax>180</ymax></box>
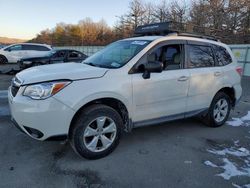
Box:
<box><xmin>83</xmin><ymin>40</ymin><xmax>151</xmax><ymax>68</ymax></box>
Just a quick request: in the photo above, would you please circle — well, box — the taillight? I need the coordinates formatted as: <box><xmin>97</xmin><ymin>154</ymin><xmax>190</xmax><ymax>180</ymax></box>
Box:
<box><xmin>236</xmin><ymin>66</ymin><xmax>243</xmax><ymax>76</ymax></box>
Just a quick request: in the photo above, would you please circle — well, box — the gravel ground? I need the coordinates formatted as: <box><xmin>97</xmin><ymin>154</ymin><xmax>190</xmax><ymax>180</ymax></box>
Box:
<box><xmin>0</xmin><ymin>71</ymin><xmax>249</xmax><ymax>188</ymax></box>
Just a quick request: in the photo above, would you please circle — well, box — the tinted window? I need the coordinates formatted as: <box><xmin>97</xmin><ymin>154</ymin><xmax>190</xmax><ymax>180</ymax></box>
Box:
<box><xmin>22</xmin><ymin>44</ymin><xmax>50</xmax><ymax>51</ymax></box>
<box><xmin>52</xmin><ymin>51</ymin><xmax>66</xmax><ymax>58</ymax></box>
<box><xmin>68</xmin><ymin>51</ymin><xmax>82</xmax><ymax>58</ymax></box>
<box><xmin>148</xmin><ymin>44</ymin><xmax>182</xmax><ymax>70</ymax></box>
<box><xmin>188</xmin><ymin>45</ymin><xmax>215</xmax><ymax>68</ymax></box>
<box><xmin>214</xmin><ymin>45</ymin><xmax>232</xmax><ymax>66</ymax></box>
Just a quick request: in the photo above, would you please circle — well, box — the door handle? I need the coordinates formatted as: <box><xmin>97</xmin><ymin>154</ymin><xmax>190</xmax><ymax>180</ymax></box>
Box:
<box><xmin>178</xmin><ymin>76</ymin><xmax>189</xmax><ymax>81</ymax></box>
<box><xmin>214</xmin><ymin>71</ymin><xmax>222</xmax><ymax>77</ymax></box>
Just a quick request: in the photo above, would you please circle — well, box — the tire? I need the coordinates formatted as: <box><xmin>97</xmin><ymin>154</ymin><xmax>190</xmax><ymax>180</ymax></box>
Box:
<box><xmin>0</xmin><ymin>55</ymin><xmax>7</xmax><ymax>64</ymax></box>
<box><xmin>203</xmin><ymin>92</ymin><xmax>231</xmax><ymax>127</ymax></box>
<box><xmin>69</xmin><ymin>104</ymin><xmax>122</xmax><ymax>159</ymax></box>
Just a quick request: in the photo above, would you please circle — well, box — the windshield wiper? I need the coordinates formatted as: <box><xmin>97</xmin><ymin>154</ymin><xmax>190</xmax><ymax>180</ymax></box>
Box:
<box><xmin>85</xmin><ymin>62</ymin><xmax>113</xmax><ymax>69</ymax></box>
<box><xmin>85</xmin><ymin>62</ymin><xmax>98</xmax><ymax>67</ymax></box>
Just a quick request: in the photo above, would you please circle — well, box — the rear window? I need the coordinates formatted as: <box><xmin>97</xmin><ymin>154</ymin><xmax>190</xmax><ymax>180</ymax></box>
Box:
<box><xmin>214</xmin><ymin>45</ymin><xmax>232</xmax><ymax>66</ymax></box>
<box><xmin>188</xmin><ymin>45</ymin><xmax>215</xmax><ymax>68</ymax></box>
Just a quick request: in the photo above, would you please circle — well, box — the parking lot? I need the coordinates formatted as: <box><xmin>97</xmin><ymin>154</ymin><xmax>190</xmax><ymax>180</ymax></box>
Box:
<box><xmin>0</xmin><ymin>71</ymin><xmax>249</xmax><ymax>188</ymax></box>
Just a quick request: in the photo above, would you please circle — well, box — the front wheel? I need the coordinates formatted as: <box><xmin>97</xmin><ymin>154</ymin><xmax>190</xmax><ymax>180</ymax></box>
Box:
<box><xmin>69</xmin><ymin>104</ymin><xmax>122</xmax><ymax>159</ymax></box>
<box><xmin>0</xmin><ymin>55</ymin><xmax>7</xmax><ymax>64</ymax></box>
<box><xmin>204</xmin><ymin>92</ymin><xmax>231</xmax><ymax>127</ymax></box>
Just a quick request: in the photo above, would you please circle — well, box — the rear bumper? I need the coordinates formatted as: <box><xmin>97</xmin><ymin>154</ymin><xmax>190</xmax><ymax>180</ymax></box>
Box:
<box><xmin>233</xmin><ymin>83</ymin><xmax>242</xmax><ymax>105</ymax></box>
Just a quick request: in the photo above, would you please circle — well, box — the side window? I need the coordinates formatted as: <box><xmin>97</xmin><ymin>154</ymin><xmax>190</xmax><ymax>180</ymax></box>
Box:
<box><xmin>68</xmin><ymin>51</ymin><xmax>81</xmax><ymax>58</ymax></box>
<box><xmin>148</xmin><ymin>44</ymin><xmax>182</xmax><ymax>70</ymax></box>
<box><xmin>214</xmin><ymin>46</ymin><xmax>232</xmax><ymax>66</ymax></box>
<box><xmin>22</xmin><ymin>45</ymin><xmax>50</xmax><ymax>51</ymax></box>
<box><xmin>53</xmin><ymin>51</ymin><xmax>66</xmax><ymax>58</ymax></box>
<box><xmin>22</xmin><ymin>45</ymin><xmax>34</xmax><ymax>50</ymax></box>
<box><xmin>36</xmin><ymin>46</ymin><xmax>51</xmax><ymax>51</ymax></box>
<box><xmin>188</xmin><ymin>45</ymin><xmax>215</xmax><ymax>68</ymax></box>
<box><xmin>5</xmin><ymin>45</ymin><xmax>22</xmax><ymax>51</ymax></box>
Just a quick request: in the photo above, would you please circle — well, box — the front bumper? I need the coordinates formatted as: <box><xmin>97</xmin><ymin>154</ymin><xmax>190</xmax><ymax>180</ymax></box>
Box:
<box><xmin>8</xmin><ymin>87</ymin><xmax>76</xmax><ymax>140</ymax></box>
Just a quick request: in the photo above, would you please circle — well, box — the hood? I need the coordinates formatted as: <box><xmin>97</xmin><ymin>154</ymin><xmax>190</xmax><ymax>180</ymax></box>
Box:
<box><xmin>16</xmin><ymin>63</ymin><xmax>108</xmax><ymax>85</ymax></box>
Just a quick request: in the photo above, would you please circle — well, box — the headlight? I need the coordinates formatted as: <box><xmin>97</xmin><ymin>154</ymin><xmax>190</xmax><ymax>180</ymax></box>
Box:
<box><xmin>23</xmin><ymin>81</ymin><xmax>71</xmax><ymax>100</ymax></box>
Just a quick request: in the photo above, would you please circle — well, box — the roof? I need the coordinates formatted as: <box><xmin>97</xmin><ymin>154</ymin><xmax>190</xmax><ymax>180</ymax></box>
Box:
<box><xmin>123</xmin><ymin>34</ymin><xmax>226</xmax><ymax>48</ymax></box>
<box><xmin>123</xmin><ymin>36</ymin><xmax>163</xmax><ymax>41</ymax></box>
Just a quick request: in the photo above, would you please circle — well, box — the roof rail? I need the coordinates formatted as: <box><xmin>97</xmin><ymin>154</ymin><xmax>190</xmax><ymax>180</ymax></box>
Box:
<box><xmin>134</xmin><ymin>22</ymin><xmax>220</xmax><ymax>42</ymax></box>
<box><xmin>176</xmin><ymin>32</ymin><xmax>220</xmax><ymax>42</ymax></box>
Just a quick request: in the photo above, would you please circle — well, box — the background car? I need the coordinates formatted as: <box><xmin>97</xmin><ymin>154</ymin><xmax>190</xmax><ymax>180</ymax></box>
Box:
<box><xmin>0</xmin><ymin>43</ymin><xmax>52</xmax><ymax>64</ymax></box>
<box><xmin>18</xmin><ymin>49</ymin><xmax>88</xmax><ymax>69</ymax></box>
<box><xmin>0</xmin><ymin>44</ymin><xmax>6</xmax><ymax>49</ymax></box>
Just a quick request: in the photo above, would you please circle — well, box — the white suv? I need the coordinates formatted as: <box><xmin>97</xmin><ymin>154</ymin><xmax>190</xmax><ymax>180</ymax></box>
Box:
<box><xmin>8</xmin><ymin>33</ymin><xmax>242</xmax><ymax>159</ymax></box>
<box><xmin>0</xmin><ymin>43</ymin><xmax>52</xmax><ymax>64</ymax></box>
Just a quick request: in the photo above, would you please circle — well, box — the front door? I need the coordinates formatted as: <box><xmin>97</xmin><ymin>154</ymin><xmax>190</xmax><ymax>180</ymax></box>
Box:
<box><xmin>131</xmin><ymin>42</ymin><xmax>190</xmax><ymax>124</ymax></box>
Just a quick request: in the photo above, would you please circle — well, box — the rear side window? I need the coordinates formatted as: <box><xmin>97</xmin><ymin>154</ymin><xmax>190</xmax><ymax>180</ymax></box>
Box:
<box><xmin>214</xmin><ymin>45</ymin><xmax>232</xmax><ymax>66</ymax></box>
<box><xmin>22</xmin><ymin>44</ymin><xmax>50</xmax><ymax>51</ymax></box>
<box><xmin>188</xmin><ymin>45</ymin><xmax>215</xmax><ymax>68</ymax></box>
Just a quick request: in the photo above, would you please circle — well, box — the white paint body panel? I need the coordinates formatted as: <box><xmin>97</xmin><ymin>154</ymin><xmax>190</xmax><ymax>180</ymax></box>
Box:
<box><xmin>132</xmin><ymin>69</ymin><xmax>190</xmax><ymax>121</ymax></box>
<box><xmin>8</xmin><ymin>35</ymin><xmax>242</xmax><ymax>140</ymax></box>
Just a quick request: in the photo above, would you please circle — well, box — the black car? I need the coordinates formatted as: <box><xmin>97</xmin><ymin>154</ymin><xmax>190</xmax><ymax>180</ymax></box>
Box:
<box><xmin>18</xmin><ymin>49</ymin><xmax>87</xmax><ymax>69</ymax></box>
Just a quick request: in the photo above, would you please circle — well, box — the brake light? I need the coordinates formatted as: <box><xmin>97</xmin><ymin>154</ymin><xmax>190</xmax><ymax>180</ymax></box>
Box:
<box><xmin>236</xmin><ymin>67</ymin><xmax>243</xmax><ymax>76</ymax></box>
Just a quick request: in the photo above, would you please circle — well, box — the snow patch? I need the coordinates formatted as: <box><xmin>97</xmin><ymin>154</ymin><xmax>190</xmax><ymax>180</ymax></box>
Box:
<box><xmin>204</xmin><ymin>160</ymin><xmax>218</xmax><ymax>167</ymax></box>
<box><xmin>205</xmin><ymin>140</ymin><xmax>250</xmax><ymax>181</ymax></box>
<box><xmin>241</xmin><ymin>111</ymin><xmax>250</xmax><ymax>121</ymax></box>
<box><xmin>207</xmin><ymin>147</ymin><xmax>250</xmax><ymax>157</ymax></box>
<box><xmin>227</xmin><ymin>111</ymin><xmax>250</xmax><ymax>127</ymax></box>
<box><xmin>216</xmin><ymin>158</ymin><xmax>250</xmax><ymax>180</ymax></box>
<box><xmin>233</xmin><ymin>183</ymin><xmax>250</xmax><ymax>188</ymax></box>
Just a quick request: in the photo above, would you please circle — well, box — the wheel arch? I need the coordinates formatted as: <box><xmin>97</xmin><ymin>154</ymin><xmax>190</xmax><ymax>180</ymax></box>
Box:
<box><xmin>216</xmin><ymin>87</ymin><xmax>236</xmax><ymax>107</ymax></box>
<box><xmin>69</xmin><ymin>97</ymin><xmax>131</xmax><ymax>137</ymax></box>
<box><xmin>0</xmin><ymin>54</ymin><xmax>8</xmax><ymax>63</ymax></box>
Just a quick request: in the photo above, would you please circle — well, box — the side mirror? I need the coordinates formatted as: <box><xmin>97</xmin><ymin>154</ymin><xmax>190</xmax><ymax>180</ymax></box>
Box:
<box><xmin>142</xmin><ymin>61</ymin><xmax>163</xmax><ymax>79</ymax></box>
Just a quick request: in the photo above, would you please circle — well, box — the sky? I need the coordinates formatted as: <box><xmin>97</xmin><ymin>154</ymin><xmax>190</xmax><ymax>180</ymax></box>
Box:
<box><xmin>0</xmin><ymin>0</ymin><xmax>133</xmax><ymax>40</ymax></box>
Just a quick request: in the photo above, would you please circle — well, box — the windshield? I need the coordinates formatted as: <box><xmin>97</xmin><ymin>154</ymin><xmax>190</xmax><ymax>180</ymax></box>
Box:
<box><xmin>83</xmin><ymin>40</ymin><xmax>151</xmax><ymax>68</ymax></box>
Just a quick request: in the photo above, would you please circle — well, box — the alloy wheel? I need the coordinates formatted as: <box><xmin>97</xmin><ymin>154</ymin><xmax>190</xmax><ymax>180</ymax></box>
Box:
<box><xmin>213</xmin><ymin>98</ymin><xmax>229</xmax><ymax>123</ymax></box>
<box><xmin>83</xmin><ymin>116</ymin><xmax>117</xmax><ymax>152</ymax></box>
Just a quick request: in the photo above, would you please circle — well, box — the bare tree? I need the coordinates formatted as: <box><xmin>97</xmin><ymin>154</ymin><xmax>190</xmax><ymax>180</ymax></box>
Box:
<box><xmin>153</xmin><ymin>0</ymin><xmax>170</xmax><ymax>22</ymax></box>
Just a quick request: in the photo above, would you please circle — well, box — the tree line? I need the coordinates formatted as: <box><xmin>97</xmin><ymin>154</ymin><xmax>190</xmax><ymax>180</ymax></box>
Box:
<box><xmin>30</xmin><ymin>0</ymin><xmax>250</xmax><ymax>45</ymax></box>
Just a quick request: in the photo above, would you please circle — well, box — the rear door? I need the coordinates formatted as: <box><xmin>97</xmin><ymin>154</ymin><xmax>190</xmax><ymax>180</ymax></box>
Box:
<box><xmin>131</xmin><ymin>40</ymin><xmax>190</xmax><ymax>123</ymax></box>
<box><xmin>185</xmin><ymin>41</ymin><xmax>224</xmax><ymax>114</ymax></box>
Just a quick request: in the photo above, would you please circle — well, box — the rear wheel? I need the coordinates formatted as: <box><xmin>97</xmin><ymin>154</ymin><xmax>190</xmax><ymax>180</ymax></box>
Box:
<box><xmin>0</xmin><ymin>55</ymin><xmax>7</xmax><ymax>64</ymax></box>
<box><xmin>69</xmin><ymin>104</ymin><xmax>122</xmax><ymax>159</ymax></box>
<box><xmin>203</xmin><ymin>92</ymin><xmax>231</xmax><ymax>127</ymax></box>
